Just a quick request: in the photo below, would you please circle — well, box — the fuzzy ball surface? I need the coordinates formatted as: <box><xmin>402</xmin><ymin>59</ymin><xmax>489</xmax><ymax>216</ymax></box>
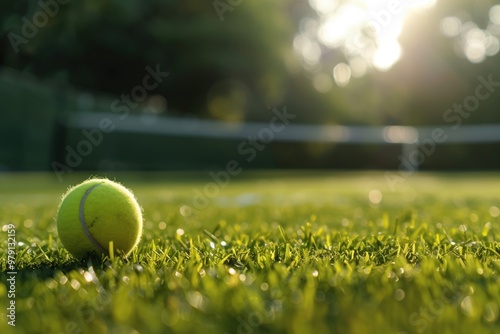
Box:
<box><xmin>56</xmin><ymin>178</ymin><xmax>143</xmax><ymax>259</ymax></box>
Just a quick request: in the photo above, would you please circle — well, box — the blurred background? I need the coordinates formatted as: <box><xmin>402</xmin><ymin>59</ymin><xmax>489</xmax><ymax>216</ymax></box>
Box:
<box><xmin>1</xmin><ymin>0</ymin><xmax>500</xmax><ymax>174</ymax></box>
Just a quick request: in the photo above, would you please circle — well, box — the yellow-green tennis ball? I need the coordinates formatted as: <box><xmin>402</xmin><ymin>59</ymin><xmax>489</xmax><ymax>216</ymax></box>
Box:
<box><xmin>56</xmin><ymin>178</ymin><xmax>143</xmax><ymax>259</ymax></box>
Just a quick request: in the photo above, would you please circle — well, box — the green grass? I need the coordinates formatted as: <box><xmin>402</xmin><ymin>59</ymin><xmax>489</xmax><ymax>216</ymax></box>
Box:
<box><xmin>1</xmin><ymin>172</ymin><xmax>500</xmax><ymax>333</ymax></box>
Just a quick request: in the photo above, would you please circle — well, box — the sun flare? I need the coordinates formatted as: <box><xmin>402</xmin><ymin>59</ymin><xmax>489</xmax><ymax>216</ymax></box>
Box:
<box><xmin>296</xmin><ymin>0</ymin><xmax>438</xmax><ymax>86</ymax></box>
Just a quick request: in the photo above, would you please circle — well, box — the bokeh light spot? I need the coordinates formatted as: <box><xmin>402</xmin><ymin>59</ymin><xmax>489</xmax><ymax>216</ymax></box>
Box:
<box><xmin>369</xmin><ymin>190</ymin><xmax>383</xmax><ymax>204</ymax></box>
<box><xmin>440</xmin><ymin>17</ymin><xmax>462</xmax><ymax>37</ymax></box>
<box><xmin>333</xmin><ymin>63</ymin><xmax>351</xmax><ymax>87</ymax></box>
<box><xmin>490</xmin><ymin>5</ymin><xmax>500</xmax><ymax>25</ymax></box>
<box><xmin>313</xmin><ymin>73</ymin><xmax>333</xmax><ymax>93</ymax></box>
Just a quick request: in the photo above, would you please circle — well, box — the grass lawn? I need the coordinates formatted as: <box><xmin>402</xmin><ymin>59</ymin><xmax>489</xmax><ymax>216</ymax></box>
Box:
<box><xmin>1</xmin><ymin>171</ymin><xmax>500</xmax><ymax>334</ymax></box>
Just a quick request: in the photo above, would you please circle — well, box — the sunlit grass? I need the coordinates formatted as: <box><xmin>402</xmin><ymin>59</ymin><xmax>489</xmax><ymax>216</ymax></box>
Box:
<box><xmin>0</xmin><ymin>172</ymin><xmax>500</xmax><ymax>333</ymax></box>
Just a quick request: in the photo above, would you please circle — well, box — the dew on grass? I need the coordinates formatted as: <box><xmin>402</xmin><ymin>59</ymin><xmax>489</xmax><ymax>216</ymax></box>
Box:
<box><xmin>78</xmin><ymin>289</ymin><xmax>88</xmax><ymax>298</ymax></box>
<box><xmin>273</xmin><ymin>300</ymin><xmax>283</xmax><ymax>312</ymax></box>
<box><xmin>59</xmin><ymin>275</ymin><xmax>68</xmax><ymax>285</ymax></box>
<box><xmin>23</xmin><ymin>219</ymin><xmax>33</xmax><ymax>228</ymax></box>
<box><xmin>489</xmin><ymin>206</ymin><xmax>500</xmax><ymax>217</ymax></box>
<box><xmin>388</xmin><ymin>271</ymin><xmax>399</xmax><ymax>282</ymax></box>
<box><xmin>83</xmin><ymin>271</ymin><xmax>93</xmax><ymax>283</ymax></box>
<box><xmin>369</xmin><ymin>189</ymin><xmax>382</xmax><ymax>204</ymax></box>
<box><xmin>483</xmin><ymin>302</ymin><xmax>499</xmax><ymax>322</ymax></box>
<box><xmin>7</xmin><ymin>174</ymin><xmax>500</xmax><ymax>333</ymax></box>
<box><xmin>207</xmin><ymin>268</ymin><xmax>217</xmax><ymax>277</ymax></box>
<box><xmin>45</xmin><ymin>278</ymin><xmax>57</xmax><ymax>289</ymax></box>
<box><xmin>30</xmin><ymin>238</ymin><xmax>40</xmax><ymax>247</ymax></box>
<box><xmin>241</xmin><ymin>273</ymin><xmax>256</xmax><ymax>286</ymax></box>
<box><xmin>394</xmin><ymin>289</ymin><xmax>405</xmax><ymax>301</ymax></box>
<box><xmin>70</xmin><ymin>279</ymin><xmax>81</xmax><ymax>290</ymax></box>
<box><xmin>199</xmin><ymin>269</ymin><xmax>206</xmax><ymax>277</ymax></box>
<box><xmin>187</xmin><ymin>291</ymin><xmax>207</xmax><ymax>311</ymax></box>
<box><xmin>461</xmin><ymin>296</ymin><xmax>475</xmax><ymax>317</ymax></box>
<box><xmin>179</xmin><ymin>205</ymin><xmax>191</xmax><ymax>217</ymax></box>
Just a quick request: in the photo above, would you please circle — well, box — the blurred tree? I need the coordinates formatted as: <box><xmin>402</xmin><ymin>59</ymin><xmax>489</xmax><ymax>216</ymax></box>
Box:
<box><xmin>2</xmin><ymin>0</ymin><xmax>500</xmax><ymax>171</ymax></box>
<box><xmin>1</xmin><ymin>0</ymin><xmax>499</xmax><ymax>126</ymax></box>
<box><xmin>0</xmin><ymin>0</ymin><xmax>294</xmax><ymax>120</ymax></box>
<box><xmin>296</xmin><ymin>0</ymin><xmax>500</xmax><ymax>126</ymax></box>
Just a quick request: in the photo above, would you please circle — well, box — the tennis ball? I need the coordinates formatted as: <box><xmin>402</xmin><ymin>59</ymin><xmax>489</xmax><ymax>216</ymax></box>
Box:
<box><xmin>56</xmin><ymin>178</ymin><xmax>143</xmax><ymax>259</ymax></box>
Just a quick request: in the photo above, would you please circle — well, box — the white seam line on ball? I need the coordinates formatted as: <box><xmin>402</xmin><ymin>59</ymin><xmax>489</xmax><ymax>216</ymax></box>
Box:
<box><xmin>79</xmin><ymin>183</ymin><xmax>108</xmax><ymax>254</ymax></box>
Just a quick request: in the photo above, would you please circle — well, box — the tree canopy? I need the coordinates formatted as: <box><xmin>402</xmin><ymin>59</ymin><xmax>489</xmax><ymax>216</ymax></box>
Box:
<box><xmin>1</xmin><ymin>0</ymin><xmax>499</xmax><ymax>125</ymax></box>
